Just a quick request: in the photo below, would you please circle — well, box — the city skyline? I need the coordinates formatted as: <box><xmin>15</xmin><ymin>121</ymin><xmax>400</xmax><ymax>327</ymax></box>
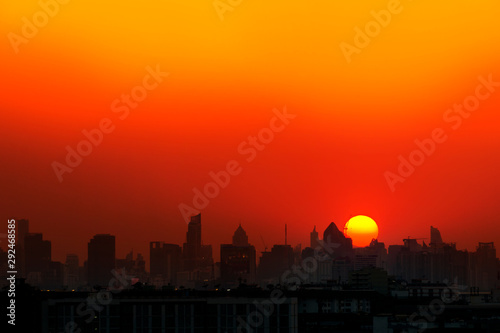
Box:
<box><xmin>3</xmin><ymin>1</ymin><xmax>500</xmax><ymax>331</ymax></box>
<box><xmin>3</xmin><ymin>214</ymin><xmax>499</xmax><ymax>266</ymax></box>
<box><xmin>3</xmin><ymin>215</ymin><xmax>499</xmax><ymax>331</ymax></box>
<box><xmin>4</xmin><ymin>215</ymin><xmax>498</xmax><ymax>283</ymax></box>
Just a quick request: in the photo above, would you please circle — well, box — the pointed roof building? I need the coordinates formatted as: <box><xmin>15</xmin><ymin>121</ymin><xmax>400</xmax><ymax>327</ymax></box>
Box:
<box><xmin>323</xmin><ymin>222</ymin><xmax>346</xmax><ymax>245</ymax></box>
<box><xmin>310</xmin><ymin>225</ymin><xmax>319</xmax><ymax>249</ymax></box>
<box><xmin>322</xmin><ymin>221</ymin><xmax>353</xmax><ymax>259</ymax></box>
<box><xmin>232</xmin><ymin>224</ymin><xmax>249</xmax><ymax>246</ymax></box>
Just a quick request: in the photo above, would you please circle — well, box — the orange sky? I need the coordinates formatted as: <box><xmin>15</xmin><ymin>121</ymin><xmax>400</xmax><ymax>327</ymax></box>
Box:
<box><xmin>1</xmin><ymin>1</ymin><xmax>500</xmax><ymax>264</ymax></box>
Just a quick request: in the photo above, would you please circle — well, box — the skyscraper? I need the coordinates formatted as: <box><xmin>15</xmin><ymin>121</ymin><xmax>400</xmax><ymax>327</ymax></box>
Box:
<box><xmin>232</xmin><ymin>224</ymin><xmax>249</xmax><ymax>246</ymax></box>
<box><xmin>25</xmin><ymin>233</ymin><xmax>51</xmax><ymax>274</ymax></box>
<box><xmin>182</xmin><ymin>213</ymin><xmax>213</xmax><ymax>272</ymax></box>
<box><xmin>257</xmin><ymin>244</ymin><xmax>294</xmax><ymax>283</ymax></box>
<box><xmin>150</xmin><ymin>242</ymin><xmax>181</xmax><ymax>285</ymax></box>
<box><xmin>64</xmin><ymin>254</ymin><xmax>80</xmax><ymax>289</ymax></box>
<box><xmin>430</xmin><ymin>226</ymin><xmax>443</xmax><ymax>248</ymax></box>
<box><xmin>16</xmin><ymin>218</ymin><xmax>29</xmax><ymax>277</ymax></box>
<box><xmin>183</xmin><ymin>214</ymin><xmax>202</xmax><ymax>271</ymax></box>
<box><xmin>470</xmin><ymin>242</ymin><xmax>497</xmax><ymax>290</ymax></box>
<box><xmin>220</xmin><ymin>225</ymin><xmax>256</xmax><ymax>285</ymax></box>
<box><xmin>88</xmin><ymin>234</ymin><xmax>115</xmax><ymax>286</ymax></box>
<box><xmin>310</xmin><ymin>225</ymin><xmax>319</xmax><ymax>249</ymax></box>
<box><xmin>323</xmin><ymin>222</ymin><xmax>353</xmax><ymax>259</ymax></box>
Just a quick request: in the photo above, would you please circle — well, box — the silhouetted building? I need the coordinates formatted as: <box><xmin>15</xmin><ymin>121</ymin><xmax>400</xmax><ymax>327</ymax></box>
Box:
<box><xmin>200</xmin><ymin>244</ymin><xmax>214</xmax><ymax>267</ymax></box>
<box><xmin>258</xmin><ymin>244</ymin><xmax>294</xmax><ymax>283</ymax></box>
<box><xmin>429</xmin><ymin>243</ymin><xmax>468</xmax><ymax>285</ymax></box>
<box><xmin>44</xmin><ymin>261</ymin><xmax>64</xmax><ymax>290</ymax></box>
<box><xmin>150</xmin><ymin>242</ymin><xmax>182</xmax><ymax>286</ymax></box>
<box><xmin>182</xmin><ymin>214</ymin><xmax>213</xmax><ymax>274</ymax></box>
<box><xmin>16</xmin><ymin>218</ymin><xmax>29</xmax><ymax>277</ymax></box>
<box><xmin>310</xmin><ymin>225</ymin><xmax>319</xmax><ymax>249</ymax></box>
<box><xmin>88</xmin><ymin>234</ymin><xmax>115</xmax><ymax>287</ymax></box>
<box><xmin>430</xmin><ymin>225</ymin><xmax>443</xmax><ymax>248</ymax></box>
<box><xmin>183</xmin><ymin>213</ymin><xmax>201</xmax><ymax>270</ymax></box>
<box><xmin>332</xmin><ymin>257</ymin><xmax>352</xmax><ymax>284</ymax></box>
<box><xmin>37</xmin><ymin>289</ymin><xmax>299</xmax><ymax>332</ymax></box>
<box><xmin>116</xmin><ymin>250</ymin><xmax>146</xmax><ymax>283</ymax></box>
<box><xmin>25</xmin><ymin>233</ymin><xmax>51</xmax><ymax>286</ymax></box>
<box><xmin>183</xmin><ymin>214</ymin><xmax>201</xmax><ymax>270</ymax></box>
<box><xmin>354</xmin><ymin>239</ymin><xmax>388</xmax><ymax>271</ymax></box>
<box><xmin>388</xmin><ymin>229</ymin><xmax>469</xmax><ymax>286</ymax></box>
<box><xmin>64</xmin><ymin>254</ymin><xmax>80</xmax><ymax>289</ymax></box>
<box><xmin>349</xmin><ymin>267</ymin><xmax>388</xmax><ymax>295</ymax></box>
<box><xmin>220</xmin><ymin>225</ymin><xmax>256</xmax><ymax>286</ymax></box>
<box><xmin>232</xmin><ymin>224</ymin><xmax>248</xmax><ymax>246</ymax></box>
<box><xmin>470</xmin><ymin>242</ymin><xmax>498</xmax><ymax>291</ymax></box>
<box><xmin>387</xmin><ymin>245</ymin><xmax>404</xmax><ymax>277</ymax></box>
<box><xmin>323</xmin><ymin>222</ymin><xmax>353</xmax><ymax>259</ymax></box>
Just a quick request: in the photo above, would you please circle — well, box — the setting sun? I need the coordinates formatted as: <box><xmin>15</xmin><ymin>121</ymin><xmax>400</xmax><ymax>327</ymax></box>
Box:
<box><xmin>344</xmin><ymin>215</ymin><xmax>379</xmax><ymax>247</ymax></box>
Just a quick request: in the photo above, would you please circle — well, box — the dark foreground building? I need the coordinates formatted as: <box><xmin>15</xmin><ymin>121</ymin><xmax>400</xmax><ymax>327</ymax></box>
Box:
<box><xmin>87</xmin><ymin>234</ymin><xmax>116</xmax><ymax>287</ymax></box>
<box><xmin>7</xmin><ymin>279</ymin><xmax>500</xmax><ymax>333</ymax></box>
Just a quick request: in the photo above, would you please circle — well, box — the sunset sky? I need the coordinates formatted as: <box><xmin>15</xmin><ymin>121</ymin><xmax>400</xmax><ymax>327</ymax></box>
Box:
<box><xmin>1</xmin><ymin>1</ymin><xmax>500</xmax><ymax>264</ymax></box>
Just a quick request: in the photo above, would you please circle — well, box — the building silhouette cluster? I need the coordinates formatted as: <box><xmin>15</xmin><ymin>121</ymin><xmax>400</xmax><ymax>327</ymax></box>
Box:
<box><xmin>1</xmin><ymin>215</ymin><xmax>499</xmax><ymax>293</ymax></box>
<box><xmin>3</xmin><ymin>215</ymin><xmax>500</xmax><ymax>332</ymax></box>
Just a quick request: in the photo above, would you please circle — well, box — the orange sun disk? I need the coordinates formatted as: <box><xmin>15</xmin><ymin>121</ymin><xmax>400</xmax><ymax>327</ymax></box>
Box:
<box><xmin>344</xmin><ymin>215</ymin><xmax>379</xmax><ymax>247</ymax></box>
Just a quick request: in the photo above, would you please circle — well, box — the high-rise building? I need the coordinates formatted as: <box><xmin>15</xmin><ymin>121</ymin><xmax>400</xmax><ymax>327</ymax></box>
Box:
<box><xmin>430</xmin><ymin>226</ymin><xmax>443</xmax><ymax>248</ymax></box>
<box><xmin>354</xmin><ymin>239</ymin><xmax>388</xmax><ymax>271</ymax></box>
<box><xmin>232</xmin><ymin>224</ymin><xmax>248</xmax><ymax>246</ymax></box>
<box><xmin>150</xmin><ymin>242</ymin><xmax>182</xmax><ymax>285</ymax></box>
<box><xmin>220</xmin><ymin>225</ymin><xmax>256</xmax><ymax>285</ymax></box>
<box><xmin>88</xmin><ymin>234</ymin><xmax>115</xmax><ymax>287</ymax></box>
<box><xmin>323</xmin><ymin>222</ymin><xmax>353</xmax><ymax>259</ymax></box>
<box><xmin>258</xmin><ymin>244</ymin><xmax>294</xmax><ymax>283</ymax></box>
<box><xmin>182</xmin><ymin>213</ymin><xmax>213</xmax><ymax>271</ymax></box>
<box><xmin>115</xmin><ymin>251</ymin><xmax>146</xmax><ymax>283</ymax></box>
<box><xmin>44</xmin><ymin>261</ymin><xmax>64</xmax><ymax>290</ymax></box>
<box><xmin>64</xmin><ymin>254</ymin><xmax>80</xmax><ymax>289</ymax></box>
<box><xmin>24</xmin><ymin>233</ymin><xmax>51</xmax><ymax>287</ymax></box>
<box><xmin>16</xmin><ymin>218</ymin><xmax>29</xmax><ymax>277</ymax></box>
<box><xmin>310</xmin><ymin>226</ymin><xmax>319</xmax><ymax>249</ymax></box>
<box><xmin>183</xmin><ymin>214</ymin><xmax>202</xmax><ymax>271</ymax></box>
<box><xmin>470</xmin><ymin>242</ymin><xmax>497</xmax><ymax>290</ymax></box>
<box><xmin>25</xmin><ymin>233</ymin><xmax>51</xmax><ymax>274</ymax></box>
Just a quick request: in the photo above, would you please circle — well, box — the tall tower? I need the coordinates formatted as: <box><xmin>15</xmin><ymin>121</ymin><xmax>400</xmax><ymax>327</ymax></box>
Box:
<box><xmin>150</xmin><ymin>242</ymin><xmax>181</xmax><ymax>285</ymax></box>
<box><xmin>25</xmin><ymin>233</ymin><xmax>51</xmax><ymax>275</ymax></box>
<box><xmin>323</xmin><ymin>222</ymin><xmax>353</xmax><ymax>258</ymax></box>
<box><xmin>183</xmin><ymin>213</ymin><xmax>202</xmax><ymax>271</ymax></box>
<box><xmin>430</xmin><ymin>226</ymin><xmax>443</xmax><ymax>246</ymax></box>
<box><xmin>221</xmin><ymin>225</ymin><xmax>256</xmax><ymax>284</ymax></box>
<box><xmin>88</xmin><ymin>234</ymin><xmax>115</xmax><ymax>286</ymax></box>
<box><xmin>64</xmin><ymin>254</ymin><xmax>80</xmax><ymax>289</ymax></box>
<box><xmin>187</xmin><ymin>214</ymin><xmax>202</xmax><ymax>249</ymax></box>
<box><xmin>15</xmin><ymin>219</ymin><xmax>29</xmax><ymax>277</ymax></box>
<box><xmin>310</xmin><ymin>225</ymin><xmax>319</xmax><ymax>249</ymax></box>
<box><xmin>232</xmin><ymin>224</ymin><xmax>249</xmax><ymax>246</ymax></box>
